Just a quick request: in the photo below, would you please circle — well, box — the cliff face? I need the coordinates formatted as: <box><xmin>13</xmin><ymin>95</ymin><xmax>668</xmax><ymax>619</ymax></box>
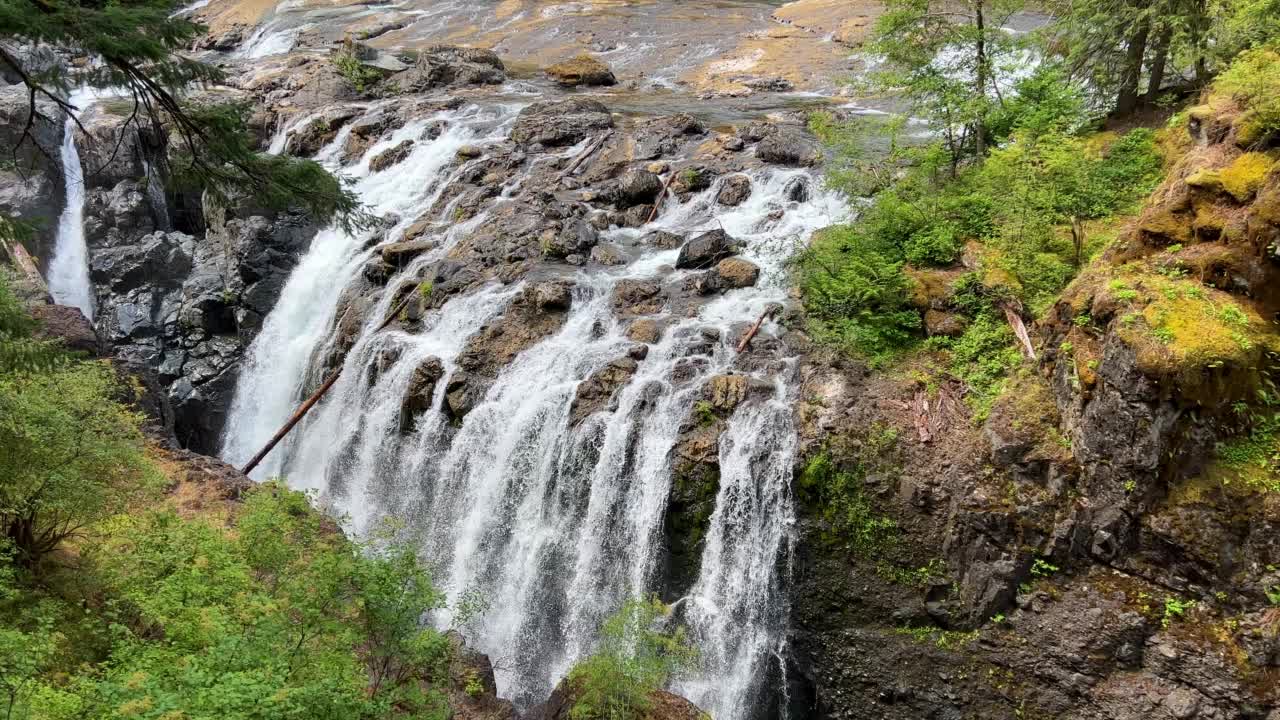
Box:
<box><xmin>789</xmin><ymin>97</ymin><xmax>1280</xmax><ymax>719</ymax></box>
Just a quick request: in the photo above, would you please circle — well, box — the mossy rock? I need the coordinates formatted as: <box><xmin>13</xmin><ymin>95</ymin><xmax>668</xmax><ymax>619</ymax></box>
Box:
<box><xmin>1138</xmin><ymin>206</ymin><xmax>1193</xmax><ymax>245</ymax></box>
<box><xmin>1251</xmin><ymin>183</ymin><xmax>1280</xmax><ymax>226</ymax></box>
<box><xmin>1217</xmin><ymin>152</ymin><xmax>1275</xmax><ymax>202</ymax></box>
<box><xmin>1187</xmin><ymin>153</ymin><xmax>1275</xmax><ymax>203</ymax></box>
<box><xmin>904</xmin><ymin>266</ymin><xmax>965</xmax><ymax>310</ymax></box>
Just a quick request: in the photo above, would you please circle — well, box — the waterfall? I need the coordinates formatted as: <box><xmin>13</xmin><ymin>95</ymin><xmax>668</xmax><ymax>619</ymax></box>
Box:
<box><xmin>47</xmin><ymin>114</ymin><xmax>94</xmax><ymax>320</ymax></box>
<box><xmin>221</xmin><ymin>99</ymin><xmax>849</xmax><ymax>720</ymax></box>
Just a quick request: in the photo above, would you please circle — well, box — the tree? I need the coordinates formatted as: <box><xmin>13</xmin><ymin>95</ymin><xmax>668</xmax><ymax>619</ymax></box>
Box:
<box><xmin>1045</xmin><ymin>0</ymin><xmax>1216</xmax><ymax>114</ymax></box>
<box><xmin>869</xmin><ymin>0</ymin><xmax>1029</xmax><ymax>170</ymax></box>
<box><xmin>0</xmin><ymin>0</ymin><xmax>361</xmax><ymax>232</ymax></box>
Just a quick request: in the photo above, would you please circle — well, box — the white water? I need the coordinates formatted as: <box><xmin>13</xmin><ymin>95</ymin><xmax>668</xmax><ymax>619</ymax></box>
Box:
<box><xmin>47</xmin><ymin>98</ymin><xmax>95</xmax><ymax>319</ymax></box>
<box><xmin>222</xmin><ymin>99</ymin><xmax>848</xmax><ymax>719</ymax></box>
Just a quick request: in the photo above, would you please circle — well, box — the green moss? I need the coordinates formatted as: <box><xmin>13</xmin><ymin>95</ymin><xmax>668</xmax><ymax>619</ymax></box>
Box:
<box><xmin>1217</xmin><ymin>152</ymin><xmax>1275</xmax><ymax>202</ymax></box>
<box><xmin>797</xmin><ymin>435</ymin><xmax>899</xmax><ymax>554</ymax></box>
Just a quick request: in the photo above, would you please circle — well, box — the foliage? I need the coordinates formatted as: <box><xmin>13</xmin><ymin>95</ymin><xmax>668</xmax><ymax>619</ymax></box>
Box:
<box><xmin>0</xmin><ymin>275</ymin><xmax>63</xmax><ymax>373</ymax></box>
<box><xmin>567</xmin><ymin>597</ymin><xmax>697</xmax><ymax>720</ymax></box>
<box><xmin>0</xmin><ymin>482</ymin><xmax>457</xmax><ymax>720</ymax></box>
<box><xmin>926</xmin><ymin>307</ymin><xmax>1024</xmax><ymax>420</ymax></box>
<box><xmin>795</xmin><ymin>225</ymin><xmax>921</xmax><ymax>364</ymax></box>
<box><xmin>869</xmin><ymin>0</ymin><xmax>1030</xmax><ymax>167</ymax></box>
<box><xmin>332</xmin><ymin>50</ymin><xmax>385</xmax><ymax>94</ymax></box>
<box><xmin>797</xmin><ymin>436</ymin><xmax>899</xmax><ymax>553</ymax></box>
<box><xmin>1215</xmin><ymin>48</ymin><xmax>1280</xmax><ymax>146</ymax></box>
<box><xmin>0</xmin><ymin>0</ymin><xmax>360</xmax><ymax>230</ymax></box>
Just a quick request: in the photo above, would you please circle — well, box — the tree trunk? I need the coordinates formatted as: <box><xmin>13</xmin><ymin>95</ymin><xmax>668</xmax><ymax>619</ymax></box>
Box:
<box><xmin>974</xmin><ymin>1</ymin><xmax>988</xmax><ymax>157</ymax></box>
<box><xmin>1144</xmin><ymin>26</ymin><xmax>1173</xmax><ymax>101</ymax></box>
<box><xmin>1115</xmin><ymin>19</ymin><xmax>1150</xmax><ymax>115</ymax></box>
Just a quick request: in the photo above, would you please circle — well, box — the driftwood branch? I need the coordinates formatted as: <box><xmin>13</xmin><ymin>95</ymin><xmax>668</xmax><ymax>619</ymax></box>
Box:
<box><xmin>1003</xmin><ymin>303</ymin><xmax>1037</xmax><ymax>360</ymax></box>
<box><xmin>239</xmin><ymin>288</ymin><xmax>420</xmax><ymax>475</ymax></box>
<box><xmin>736</xmin><ymin>305</ymin><xmax>778</xmax><ymax>353</ymax></box>
<box><xmin>646</xmin><ymin>171</ymin><xmax>678</xmax><ymax>225</ymax></box>
<box><xmin>563</xmin><ymin>130</ymin><xmax>611</xmax><ymax>177</ymax></box>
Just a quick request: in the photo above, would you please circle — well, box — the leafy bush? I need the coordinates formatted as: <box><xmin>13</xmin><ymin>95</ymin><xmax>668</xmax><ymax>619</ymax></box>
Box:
<box><xmin>567</xmin><ymin>597</ymin><xmax>697</xmax><ymax>720</ymax></box>
<box><xmin>332</xmin><ymin>50</ymin><xmax>385</xmax><ymax>94</ymax></box>
<box><xmin>1216</xmin><ymin>48</ymin><xmax>1280</xmax><ymax>145</ymax></box>
<box><xmin>795</xmin><ymin>225</ymin><xmax>921</xmax><ymax>364</ymax></box>
<box><xmin>0</xmin><ymin>482</ymin><xmax>457</xmax><ymax>720</ymax></box>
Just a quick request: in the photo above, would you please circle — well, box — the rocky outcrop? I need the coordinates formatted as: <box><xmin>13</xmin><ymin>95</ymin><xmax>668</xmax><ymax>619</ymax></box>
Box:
<box><xmin>568</xmin><ymin>356</ymin><xmax>639</xmax><ymax>425</ymax></box>
<box><xmin>545</xmin><ymin>55</ymin><xmax>617</xmax><ymax>87</ymax></box>
<box><xmin>510</xmin><ymin>99</ymin><xmax>614</xmax><ymax>147</ymax></box>
<box><xmin>396</xmin><ymin>45</ymin><xmax>506</xmax><ymax>93</ymax></box>
<box><xmin>82</xmin><ymin>178</ymin><xmax>319</xmax><ymax>453</ymax></box>
<box><xmin>533</xmin><ymin>678</ymin><xmax>704</xmax><ymax>720</ymax></box>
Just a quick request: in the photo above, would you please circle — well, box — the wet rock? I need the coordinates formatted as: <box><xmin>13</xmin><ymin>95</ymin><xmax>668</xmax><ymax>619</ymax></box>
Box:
<box><xmin>529</xmin><ymin>280</ymin><xmax>574</xmax><ymax>311</ymax></box>
<box><xmin>669</xmin><ymin>165</ymin><xmax>715</xmax><ymax>196</ymax></box>
<box><xmin>706</xmin><ymin>374</ymin><xmax>749</xmax><ymax>412</ymax></box>
<box><xmin>664</xmin><ymin>417</ymin><xmax>724</xmax><ymax>595</ymax></box>
<box><xmin>380</xmin><ymin>238</ymin><xmax>436</xmax><ymax>267</ymax></box>
<box><xmin>368</xmin><ymin>139</ymin><xmax>414</xmax><ymax>172</ymax></box>
<box><xmin>510</xmin><ymin>98</ymin><xmax>614</xmax><ymax>147</ymax></box>
<box><xmin>627</xmin><ymin>318</ymin><xmax>663</xmax><ymax>344</ymax></box>
<box><xmin>444</xmin><ymin>372</ymin><xmax>474</xmax><ymax>420</ymax></box>
<box><xmin>783</xmin><ymin>175</ymin><xmax>810</xmax><ymax>202</ymax></box>
<box><xmin>756</xmin><ymin>129</ymin><xmax>822</xmax><ymax>167</ymax></box>
<box><xmin>90</xmin><ymin>231</ymin><xmax>194</xmax><ymax>292</ymax></box>
<box><xmin>612</xmin><ymin>280</ymin><xmax>664</xmax><ymax>315</ymax></box>
<box><xmin>924</xmin><ymin>309</ymin><xmax>968</xmax><ymax>337</ymax></box>
<box><xmin>456</xmin><ymin>144</ymin><xmax>483</xmax><ymax>159</ymax></box>
<box><xmin>722</xmin><ymin>135</ymin><xmax>746</xmax><ymax>152</ymax></box>
<box><xmin>542</xmin><ymin>218</ymin><xmax>599</xmax><ymax>259</ymax></box>
<box><xmin>589</xmin><ymin>243</ymin><xmax>627</xmax><ymax>266</ymax></box>
<box><xmin>31</xmin><ymin>304</ymin><xmax>100</xmax><ymax>355</ymax></box>
<box><xmin>710</xmin><ymin>257</ymin><xmax>760</xmax><ymax>289</ymax></box>
<box><xmin>616</xmin><ymin>168</ymin><xmax>664</xmax><ymax>207</ymax></box>
<box><xmin>642</xmin><ymin>230</ymin><xmax>684</xmax><ymax>249</ymax></box>
<box><xmin>397</xmin><ymin>45</ymin><xmax>506</xmax><ymax>92</ymax></box>
<box><xmin>545</xmin><ymin>54</ymin><xmax>617</xmax><ymax>87</ymax></box>
<box><xmin>285</xmin><ymin>108</ymin><xmax>359</xmax><ymax>157</ymax></box>
<box><xmin>675</xmin><ymin>229</ymin><xmax>736</xmax><ymax>270</ymax></box>
<box><xmin>716</xmin><ymin>174</ymin><xmax>753</xmax><ymax>206</ymax></box>
<box><xmin>342</xmin><ymin>113</ymin><xmax>405</xmax><ymax>163</ymax></box>
<box><xmin>569</xmin><ymin>356</ymin><xmax>638</xmax><ymax>424</ymax></box>
<box><xmin>633</xmin><ymin>113</ymin><xmax>707</xmax><ymax>160</ymax></box>
<box><xmin>443</xmin><ymin>632</ymin><xmax>516</xmax><ymax>720</ymax></box>
<box><xmin>399</xmin><ymin>356</ymin><xmax>445</xmax><ymax>433</ymax></box>
<box><xmin>744</xmin><ymin>76</ymin><xmax>795</xmax><ymax>92</ymax></box>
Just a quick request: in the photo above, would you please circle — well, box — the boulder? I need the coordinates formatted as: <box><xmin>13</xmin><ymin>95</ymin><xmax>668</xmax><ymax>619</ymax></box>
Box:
<box><xmin>528</xmin><ymin>280</ymin><xmax>574</xmax><ymax>311</ymax></box>
<box><xmin>924</xmin><ymin>309</ymin><xmax>968</xmax><ymax>337</ymax></box>
<box><xmin>783</xmin><ymin>175</ymin><xmax>810</xmax><ymax>202</ymax></box>
<box><xmin>706</xmin><ymin>374</ymin><xmax>748</xmax><ymax>412</ymax></box>
<box><xmin>568</xmin><ymin>356</ymin><xmax>639</xmax><ymax>424</ymax></box>
<box><xmin>285</xmin><ymin>108</ymin><xmax>359</xmax><ymax>157</ymax></box>
<box><xmin>397</xmin><ymin>45</ymin><xmax>505</xmax><ymax>92</ymax></box>
<box><xmin>590</xmin><ymin>243</ymin><xmax>628</xmax><ymax>266</ymax></box>
<box><xmin>642</xmin><ymin>230</ymin><xmax>684</xmax><ymax>249</ymax></box>
<box><xmin>675</xmin><ymin>229</ymin><xmax>735</xmax><ymax>270</ymax></box>
<box><xmin>368</xmin><ymin>139</ymin><xmax>414</xmax><ymax>172</ymax></box>
<box><xmin>510</xmin><ymin>98</ymin><xmax>614</xmax><ymax>147</ymax></box>
<box><xmin>545</xmin><ymin>54</ymin><xmax>617</xmax><ymax>87</ymax></box>
<box><xmin>612</xmin><ymin>279</ymin><xmax>664</xmax><ymax>315</ymax></box>
<box><xmin>756</xmin><ymin>129</ymin><xmax>821</xmax><ymax>167</ymax></box>
<box><xmin>542</xmin><ymin>219</ymin><xmax>599</xmax><ymax>259</ymax></box>
<box><xmin>399</xmin><ymin>356</ymin><xmax>445</xmax><ymax>433</ymax></box>
<box><xmin>711</xmin><ymin>257</ymin><xmax>760</xmax><ymax>289</ymax></box>
<box><xmin>716</xmin><ymin>174</ymin><xmax>753</xmax><ymax>206</ymax></box>
<box><xmin>380</xmin><ymin>238</ymin><xmax>436</xmax><ymax>266</ymax></box>
<box><xmin>31</xmin><ymin>303</ymin><xmax>100</xmax><ymax>355</ymax></box>
<box><xmin>616</xmin><ymin>168</ymin><xmax>664</xmax><ymax>207</ymax></box>
<box><xmin>627</xmin><ymin>318</ymin><xmax>663</xmax><ymax>344</ymax></box>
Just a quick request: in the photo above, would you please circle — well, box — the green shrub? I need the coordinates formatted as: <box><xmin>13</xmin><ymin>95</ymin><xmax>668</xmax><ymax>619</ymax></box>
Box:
<box><xmin>332</xmin><ymin>50</ymin><xmax>385</xmax><ymax>94</ymax></box>
<box><xmin>797</xmin><ymin>446</ymin><xmax>898</xmax><ymax>553</ymax></box>
<box><xmin>568</xmin><ymin>597</ymin><xmax>696</xmax><ymax>720</ymax></box>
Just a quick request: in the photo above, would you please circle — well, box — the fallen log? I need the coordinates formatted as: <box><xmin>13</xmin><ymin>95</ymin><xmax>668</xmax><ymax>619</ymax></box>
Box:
<box><xmin>736</xmin><ymin>305</ymin><xmax>778</xmax><ymax>353</ymax></box>
<box><xmin>2</xmin><ymin>238</ymin><xmax>48</xmax><ymax>295</ymax></box>
<box><xmin>913</xmin><ymin>388</ymin><xmax>932</xmax><ymax>443</ymax></box>
<box><xmin>240</xmin><ymin>287</ymin><xmax>421</xmax><ymax>476</ymax></box>
<box><xmin>646</xmin><ymin>171</ymin><xmax>679</xmax><ymax>224</ymax></box>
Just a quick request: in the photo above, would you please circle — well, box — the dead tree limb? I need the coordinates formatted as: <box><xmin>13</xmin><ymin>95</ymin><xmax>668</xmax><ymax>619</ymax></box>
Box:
<box><xmin>913</xmin><ymin>389</ymin><xmax>932</xmax><ymax>443</ymax></box>
<box><xmin>646</xmin><ymin>171</ymin><xmax>678</xmax><ymax>224</ymax></box>
<box><xmin>239</xmin><ymin>289</ymin><xmax>419</xmax><ymax>476</ymax></box>
<box><xmin>1003</xmin><ymin>303</ymin><xmax>1037</xmax><ymax>360</ymax></box>
<box><xmin>736</xmin><ymin>305</ymin><xmax>778</xmax><ymax>353</ymax></box>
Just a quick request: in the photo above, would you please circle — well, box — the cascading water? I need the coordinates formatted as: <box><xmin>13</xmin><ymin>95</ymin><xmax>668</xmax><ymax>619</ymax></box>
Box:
<box><xmin>222</xmin><ymin>98</ymin><xmax>848</xmax><ymax>720</ymax></box>
<box><xmin>47</xmin><ymin>104</ymin><xmax>94</xmax><ymax>319</ymax></box>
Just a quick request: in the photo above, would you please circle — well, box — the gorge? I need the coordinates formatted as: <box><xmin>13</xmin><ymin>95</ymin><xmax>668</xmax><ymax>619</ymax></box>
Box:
<box><xmin>3</xmin><ymin>1</ymin><xmax>1280</xmax><ymax>720</ymax></box>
